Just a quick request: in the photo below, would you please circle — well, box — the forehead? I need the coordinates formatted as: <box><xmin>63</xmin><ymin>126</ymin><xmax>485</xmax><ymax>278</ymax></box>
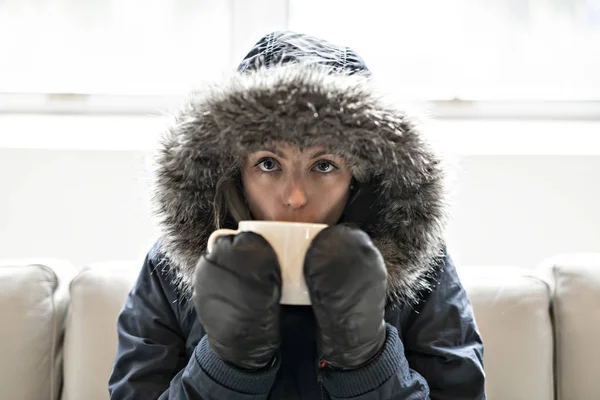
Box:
<box><xmin>254</xmin><ymin>141</ymin><xmax>332</xmax><ymax>156</ymax></box>
<box><xmin>271</xmin><ymin>142</ymin><xmax>325</xmax><ymax>154</ymax></box>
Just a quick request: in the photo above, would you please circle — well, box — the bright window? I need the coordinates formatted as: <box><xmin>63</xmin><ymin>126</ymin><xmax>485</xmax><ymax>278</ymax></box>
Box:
<box><xmin>289</xmin><ymin>0</ymin><xmax>600</xmax><ymax>101</ymax></box>
<box><xmin>0</xmin><ymin>0</ymin><xmax>231</xmax><ymax>95</ymax></box>
<box><xmin>0</xmin><ymin>0</ymin><xmax>598</xmax><ymax>106</ymax></box>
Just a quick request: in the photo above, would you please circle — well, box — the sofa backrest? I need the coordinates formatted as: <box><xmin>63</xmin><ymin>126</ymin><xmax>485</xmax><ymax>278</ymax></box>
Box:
<box><xmin>0</xmin><ymin>259</ymin><xmax>75</xmax><ymax>400</ymax></box>
<box><xmin>459</xmin><ymin>266</ymin><xmax>554</xmax><ymax>400</ymax></box>
<box><xmin>61</xmin><ymin>263</ymin><xmax>138</xmax><ymax>400</ymax></box>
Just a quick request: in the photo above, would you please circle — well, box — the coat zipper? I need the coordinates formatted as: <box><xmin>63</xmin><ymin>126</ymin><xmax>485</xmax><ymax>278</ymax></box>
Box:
<box><xmin>317</xmin><ymin>360</ymin><xmax>330</xmax><ymax>400</ymax></box>
<box><xmin>318</xmin><ymin>370</ymin><xmax>327</xmax><ymax>400</ymax></box>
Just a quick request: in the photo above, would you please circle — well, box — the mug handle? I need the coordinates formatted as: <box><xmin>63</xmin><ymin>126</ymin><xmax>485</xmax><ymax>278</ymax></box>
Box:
<box><xmin>206</xmin><ymin>229</ymin><xmax>239</xmax><ymax>253</ymax></box>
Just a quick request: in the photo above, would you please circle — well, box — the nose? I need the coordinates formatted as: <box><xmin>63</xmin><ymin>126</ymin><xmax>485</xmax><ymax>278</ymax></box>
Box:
<box><xmin>285</xmin><ymin>183</ymin><xmax>308</xmax><ymax>209</ymax></box>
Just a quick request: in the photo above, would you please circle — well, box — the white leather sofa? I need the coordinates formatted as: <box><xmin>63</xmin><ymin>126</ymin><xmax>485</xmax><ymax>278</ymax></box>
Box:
<box><xmin>1</xmin><ymin>254</ymin><xmax>599</xmax><ymax>400</ymax></box>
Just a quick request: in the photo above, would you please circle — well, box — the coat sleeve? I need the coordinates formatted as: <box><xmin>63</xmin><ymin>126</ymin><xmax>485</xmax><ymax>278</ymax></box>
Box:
<box><xmin>321</xmin><ymin>253</ymin><xmax>485</xmax><ymax>400</ymax></box>
<box><xmin>108</xmin><ymin>243</ymin><xmax>280</xmax><ymax>400</ymax></box>
<box><xmin>402</xmin><ymin>253</ymin><xmax>486</xmax><ymax>399</ymax></box>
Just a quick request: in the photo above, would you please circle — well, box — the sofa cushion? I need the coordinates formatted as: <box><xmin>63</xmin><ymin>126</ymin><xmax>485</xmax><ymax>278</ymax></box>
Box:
<box><xmin>540</xmin><ymin>254</ymin><xmax>600</xmax><ymax>400</ymax></box>
<box><xmin>0</xmin><ymin>259</ymin><xmax>76</xmax><ymax>400</ymax></box>
<box><xmin>61</xmin><ymin>262</ymin><xmax>139</xmax><ymax>400</ymax></box>
<box><xmin>458</xmin><ymin>266</ymin><xmax>554</xmax><ymax>400</ymax></box>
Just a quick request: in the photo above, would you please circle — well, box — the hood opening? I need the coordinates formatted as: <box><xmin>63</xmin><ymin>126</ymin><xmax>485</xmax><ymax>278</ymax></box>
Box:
<box><xmin>152</xmin><ymin>33</ymin><xmax>448</xmax><ymax>309</ymax></box>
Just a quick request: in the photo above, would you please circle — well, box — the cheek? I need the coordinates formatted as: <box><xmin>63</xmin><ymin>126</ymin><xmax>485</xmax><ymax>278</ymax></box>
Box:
<box><xmin>328</xmin><ymin>182</ymin><xmax>351</xmax><ymax>209</ymax></box>
<box><xmin>242</xmin><ymin>173</ymin><xmax>278</xmax><ymax>218</ymax></box>
<box><xmin>310</xmin><ymin>177</ymin><xmax>351</xmax><ymax>215</ymax></box>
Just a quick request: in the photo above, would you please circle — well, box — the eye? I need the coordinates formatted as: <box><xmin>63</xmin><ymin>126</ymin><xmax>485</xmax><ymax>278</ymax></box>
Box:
<box><xmin>256</xmin><ymin>157</ymin><xmax>280</xmax><ymax>172</ymax></box>
<box><xmin>313</xmin><ymin>161</ymin><xmax>337</xmax><ymax>173</ymax></box>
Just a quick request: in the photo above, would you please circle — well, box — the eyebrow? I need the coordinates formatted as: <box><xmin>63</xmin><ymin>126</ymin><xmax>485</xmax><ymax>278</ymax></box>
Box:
<box><xmin>262</xmin><ymin>148</ymin><xmax>288</xmax><ymax>160</ymax></box>
<box><xmin>310</xmin><ymin>150</ymin><xmax>329</xmax><ymax>159</ymax></box>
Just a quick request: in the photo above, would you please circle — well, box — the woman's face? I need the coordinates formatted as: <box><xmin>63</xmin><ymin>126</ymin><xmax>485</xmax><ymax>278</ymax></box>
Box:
<box><xmin>242</xmin><ymin>143</ymin><xmax>353</xmax><ymax>225</ymax></box>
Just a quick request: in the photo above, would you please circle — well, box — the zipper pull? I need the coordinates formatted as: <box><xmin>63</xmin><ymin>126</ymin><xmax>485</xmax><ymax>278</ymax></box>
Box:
<box><xmin>317</xmin><ymin>359</ymin><xmax>329</xmax><ymax>400</ymax></box>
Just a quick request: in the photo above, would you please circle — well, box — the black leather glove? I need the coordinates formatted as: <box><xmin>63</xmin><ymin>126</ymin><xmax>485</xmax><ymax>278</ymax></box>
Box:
<box><xmin>193</xmin><ymin>232</ymin><xmax>282</xmax><ymax>370</ymax></box>
<box><xmin>304</xmin><ymin>225</ymin><xmax>387</xmax><ymax>370</ymax></box>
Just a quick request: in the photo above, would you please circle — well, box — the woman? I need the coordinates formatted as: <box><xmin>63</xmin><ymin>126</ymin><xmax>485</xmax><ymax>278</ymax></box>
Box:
<box><xmin>108</xmin><ymin>31</ymin><xmax>486</xmax><ymax>399</ymax></box>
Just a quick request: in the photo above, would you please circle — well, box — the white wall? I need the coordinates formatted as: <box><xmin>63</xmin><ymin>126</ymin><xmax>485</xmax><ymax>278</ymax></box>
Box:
<box><xmin>1</xmin><ymin>116</ymin><xmax>600</xmax><ymax>270</ymax></box>
<box><xmin>0</xmin><ymin>148</ymin><xmax>160</xmax><ymax>268</ymax></box>
<box><xmin>445</xmin><ymin>155</ymin><xmax>600</xmax><ymax>268</ymax></box>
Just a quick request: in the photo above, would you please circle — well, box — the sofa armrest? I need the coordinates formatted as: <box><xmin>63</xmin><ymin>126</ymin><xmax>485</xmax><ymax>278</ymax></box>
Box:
<box><xmin>0</xmin><ymin>259</ymin><xmax>77</xmax><ymax>400</ymax></box>
<box><xmin>538</xmin><ymin>254</ymin><xmax>600</xmax><ymax>400</ymax></box>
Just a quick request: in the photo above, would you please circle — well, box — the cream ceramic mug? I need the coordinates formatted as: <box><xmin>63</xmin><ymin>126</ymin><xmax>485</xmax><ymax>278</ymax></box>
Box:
<box><xmin>206</xmin><ymin>220</ymin><xmax>328</xmax><ymax>305</ymax></box>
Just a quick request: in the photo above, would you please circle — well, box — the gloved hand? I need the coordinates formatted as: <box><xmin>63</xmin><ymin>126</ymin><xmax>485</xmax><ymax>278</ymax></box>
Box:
<box><xmin>193</xmin><ymin>232</ymin><xmax>282</xmax><ymax>370</ymax></box>
<box><xmin>304</xmin><ymin>225</ymin><xmax>387</xmax><ymax>370</ymax></box>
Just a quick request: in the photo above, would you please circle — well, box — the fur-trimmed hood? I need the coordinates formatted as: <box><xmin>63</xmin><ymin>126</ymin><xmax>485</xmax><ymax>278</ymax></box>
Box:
<box><xmin>152</xmin><ymin>32</ymin><xmax>448</xmax><ymax>309</ymax></box>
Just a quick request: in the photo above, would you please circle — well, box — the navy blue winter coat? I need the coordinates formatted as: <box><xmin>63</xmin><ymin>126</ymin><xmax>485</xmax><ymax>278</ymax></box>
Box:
<box><xmin>108</xmin><ymin>31</ymin><xmax>486</xmax><ymax>399</ymax></box>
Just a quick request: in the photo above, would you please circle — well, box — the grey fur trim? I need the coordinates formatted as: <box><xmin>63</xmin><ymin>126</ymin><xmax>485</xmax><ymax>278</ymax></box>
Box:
<box><xmin>152</xmin><ymin>64</ymin><xmax>448</xmax><ymax>308</ymax></box>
